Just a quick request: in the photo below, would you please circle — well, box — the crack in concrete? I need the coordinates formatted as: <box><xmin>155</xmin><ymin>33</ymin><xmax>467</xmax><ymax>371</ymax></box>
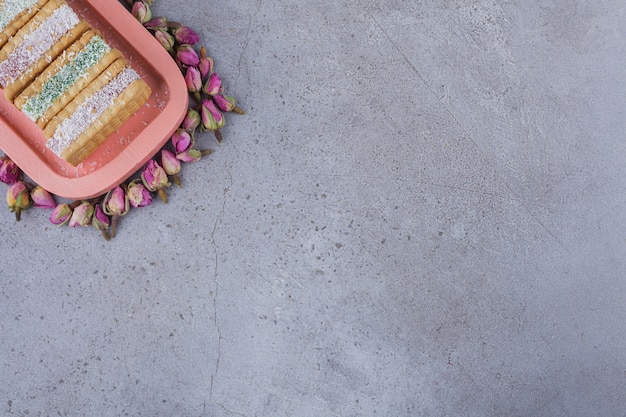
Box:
<box><xmin>208</xmin><ymin>170</ymin><xmax>232</xmax><ymax>404</ymax></box>
<box><xmin>236</xmin><ymin>0</ymin><xmax>262</xmax><ymax>85</ymax></box>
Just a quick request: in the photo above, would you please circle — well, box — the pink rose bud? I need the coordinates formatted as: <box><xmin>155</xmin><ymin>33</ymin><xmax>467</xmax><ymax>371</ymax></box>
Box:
<box><xmin>0</xmin><ymin>157</ymin><xmax>21</xmax><ymax>184</ymax></box>
<box><xmin>68</xmin><ymin>201</ymin><xmax>94</xmax><ymax>227</ymax></box>
<box><xmin>171</xmin><ymin>128</ymin><xmax>193</xmax><ymax>153</ymax></box>
<box><xmin>201</xmin><ymin>99</ymin><xmax>225</xmax><ymax>131</ymax></box>
<box><xmin>103</xmin><ymin>186</ymin><xmax>130</xmax><ymax>217</ymax></box>
<box><xmin>50</xmin><ymin>203</ymin><xmax>72</xmax><ymax>226</ymax></box>
<box><xmin>202</xmin><ymin>72</ymin><xmax>222</xmax><ymax>96</ymax></box>
<box><xmin>7</xmin><ymin>181</ymin><xmax>31</xmax><ymax>220</ymax></box>
<box><xmin>92</xmin><ymin>205</ymin><xmax>111</xmax><ymax>240</ymax></box>
<box><xmin>161</xmin><ymin>149</ymin><xmax>182</xmax><ymax>187</ymax></box>
<box><xmin>185</xmin><ymin>66</ymin><xmax>202</xmax><ymax>93</ymax></box>
<box><xmin>127</xmin><ymin>180</ymin><xmax>152</xmax><ymax>208</ymax></box>
<box><xmin>213</xmin><ymin>94</ymin><xmax>237</xmax><ymax>112</ymax></box>
<box><xmin>181</xmin><ymin>110</ymin><xmax>200</xmax><ymax>134</ymax></box>
<box><xmin>154</xmin><ymin>29</ymin><xmax>175</xmax><ymax>51</ymax></box>
<box><xmin>102</xmin><ymin>186</ymin><xmax>130</xmax><ymax>239</ymax></box>
<box><xmin>102</xmin><ymin>185</ymin><xmax>130</xmax><ymax>238</ymax></box>
<box><xmin>141</xmin><ymin>160</ymin><xmax>171</xmax><ymax>203</ymax></box>
<box><xmin>176</xmin><ymin>149</ymin><xmax>203</xmax><ymax>163</ymax></box>
<box><xmin>198</xmin><ymin>56</ymin><xmax>214</xmax><ymax>80</ymax></box>
<box><xmin>132</xmin><ymin>1</ymin><xmax>152</xmax><ymax>24</ymax></box>
<box><xmin>30</xmin><ymin>186</ymin><xmax>56</xmax><ymax>208</ymax></box>
<box><xmin>141</xmin><ymin>160</ymin><xmax>171</xmax><ymax>192</ymax></box>
<box><xmin>173</xmin><ymin>26</ymin><xmax>199</xmax><ymax>45</ymax></box>
<box><xmin>92</xmin><ymin>204</ymin><xmax>110</xmax><ymax>228</ymax></box>
<box><xmin>144</xmin><ymin>16</ymin><xmax>168</xmax><ymax>31</ymax></box>
<box><xmin>176</xmin><ymin>44</ymin><xmax>200</xmax><ymax>67</ymax></box>
<box><xmin>161</xmin><ymin>150</ymin><xmax>181</xmax><ymax>176</ymax></box>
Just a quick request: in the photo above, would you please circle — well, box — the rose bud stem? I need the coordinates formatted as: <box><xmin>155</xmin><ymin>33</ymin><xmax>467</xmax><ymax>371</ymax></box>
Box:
<box><xmin>110</xmin><ymin>215</ymin><xmax>120</xmax><ymax>239</ymax></box>
<box><xmin>194</xmin><ymin>91</ymin><xmax>202</xmax><ymax>104</ymax></box>
<box><xmin>234</xmin><ymin>106</ymin><xmax>245</xmax><ymax>115</ymax></box>
<box><xmin>172</xmin><ymin>173</ymin><xmax>182</xmax><ymax>188</ymax></box>
<box><xmin>201</xmin><ymin>149</ymin><xmax>214</xmax><ymax>156</ymax></box>
<box><xmin>214</xmin><ymin>130</ymin><xmax>223</xmax><ymax>144</ymax></box>
<box><xmin>167</xmin><ymin>21</ymin><xmax>182</xmax><ymax>29</ymax></box>
<box><xmin>158</xmin><ymin>188</ymin><xmax>168</xmax><ymax>204</ymax></box>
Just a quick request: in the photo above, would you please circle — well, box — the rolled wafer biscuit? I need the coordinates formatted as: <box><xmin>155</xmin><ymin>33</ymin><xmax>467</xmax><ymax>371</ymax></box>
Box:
<box><xmin>44</xmin><ymin>58</ymin><xmax>152</xmax><ymax>166</ymax></box>
<box><xmin>0</xmin><ymin>0</ymin><xmax>88</xmax><ymax>101</ymax></box>
<box><xmin>0</xmin><ymin>0</ymin><xmax>49</xmax><ymax>49</ymax></box>
<box><xmin>15</xmin><ymin>29</ymin><xmax>123</xmax><ymax>129</ymax></box>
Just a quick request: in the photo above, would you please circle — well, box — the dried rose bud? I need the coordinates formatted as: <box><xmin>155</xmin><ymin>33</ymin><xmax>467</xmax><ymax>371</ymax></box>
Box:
<box><xmin>213</xmin><ymin>94</ymin><xmax>237</xmax><ymax>112</ymax></box>
<box><xmin>201</xmin><ymin>99</ymin><xmax>225</xmax><ymax>131</ymax></box>
<box><xmin>103</xmin><ymin>186</ymin><xmax>130</xmax><ymax>239</ymax></box>
<box><xmin>132</xmin><ymin>1</ymin><xmax>152</xmax><ymax>24</ymax></box>
<box><xmin>127</xmin><ymin>180</ymin><xmax>152</xmax><ymax>208</ymax></box>
<box><xmin>176</xmin><ymin>44</ymin><xmax>200</xmax><ymax>67</ymax></box>
<box><xmin>176</xmin><ymin>149</ymin><xmax>203</xmax><ymax>163</ymax></box>
<box><xmin>68</xmin><ymin>201</ymin><xmax>94</xmax><ymax>227</ymax></box>
<box><xmin>92</xmin><ymin>205</ymin><xmax>110</xmax><ymax>240</ymax></box>
<box><xmin>141</xmin><ymin>160</ymin><xmax>170</xmax><ymax>191</ymax></box>
<box><xmin>171</xmin><ymin>128</ymin><xmax>193</xmax><ymax>153</ymax></box>
<box><xmin>30</xmin><ymin>186</ymin><xmax>56</xmax><ymax>208</ymax></box>
<box><xmin>161</xmin><ymin>150</ymin><xmax>181</xmax><ymax>176</ymax></box>
<box><xmin>202</xmin><ymin>72</ymin><xmax>222</xmax><ymax>96</ymax></box>
<box><xmin>198</xmin><ymin>56</ymin><xmax>214</xmax><ymax>80</ymax></box>
<box><xmin>6</xmin><ymin>181</ymin><xmax>30</xmax><ymax>221</ymax></box>
<box><xmin>50</xmin><ymin>203</ymin><xmax>72</xmax><ymax>226</ymax></box>
<box><xmin>173</xmin><ymin>26</ymin><xmax>199</xmax><ymax>45</ymax></box>
<box><xmin>103</xmin><ymin>186</ymin><xmax>130</xmax><ymax>217</ymax></box>
<box><xmin>92</xmin><ymin>204</ymin><xmax>110</xmax><ymax>229</ymax></box>
<box><xmin>181</xmin><ymin>109</ymin><xmax>200</xmax><ymax>134</ymax></box>
<box><xmin>144</xmin><ymin>16</ymin><xmax>168</xmax><ymax>31</ymax></box>
<box><xmin>161</xmin><ymin>149</ymin><xmax>181</xmax><ymax>187</ymax></box>
<box><xmin>154</xmin><ymin>29</ymin><xmax>175</xmax><ymax>52</ymax></box>
<box><xmin>185</xmin><ymin>66</ymin><xmax>202</xmax><ymax>94</ymax></box>
<box><xmin>0</xmin><ymin>157</ymin><xmax>21</xmax><ymax>184</ymax></box>
<box><xmin>141</xmin><ymin>160</ymin><xmax>171</xmax><ymax>203</ymax></box>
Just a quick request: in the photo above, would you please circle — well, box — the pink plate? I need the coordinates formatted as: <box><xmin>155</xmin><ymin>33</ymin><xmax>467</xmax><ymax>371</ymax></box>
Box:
<box><xmin>0</xmin><ymin>0</ymin><xmax>188</xmax><ymax>199</ymax></box>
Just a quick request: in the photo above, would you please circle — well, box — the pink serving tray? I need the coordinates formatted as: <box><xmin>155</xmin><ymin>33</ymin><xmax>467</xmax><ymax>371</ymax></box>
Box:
<box><xmin>0</xmin><ymin>0</ymin><xmax>188</xmax><ymax>199</ymax></box>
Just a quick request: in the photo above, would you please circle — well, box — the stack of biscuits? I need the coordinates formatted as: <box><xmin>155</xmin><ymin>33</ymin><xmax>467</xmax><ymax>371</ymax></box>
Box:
<box><xmin>0</xmin><ymin>0</ymin><xmax>151</xmax><ymax>166</ymax></box>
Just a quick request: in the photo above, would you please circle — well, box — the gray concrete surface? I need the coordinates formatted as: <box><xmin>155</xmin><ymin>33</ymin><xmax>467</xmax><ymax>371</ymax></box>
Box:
<box><xmin>1</xmin><ymin>0</ymin><xmax>626</xmax><ymax>416</ymax></box>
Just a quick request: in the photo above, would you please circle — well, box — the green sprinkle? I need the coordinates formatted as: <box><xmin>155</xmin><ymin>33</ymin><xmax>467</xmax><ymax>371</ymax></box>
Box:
<box><xmin>0</xmin><ymin>0</ymin><xmax>38</xmax><ymax>31</ymax></box>
<box><xmin>22</xmin><ymin>35</ymin><xmax>111</xmax><ymax>121</ymax></box>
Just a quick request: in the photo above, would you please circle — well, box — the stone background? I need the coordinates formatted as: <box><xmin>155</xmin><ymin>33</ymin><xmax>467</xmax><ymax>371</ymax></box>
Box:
<box><xmin>1</xmin><ymin>0</ymin><xmax>625</xmax><ymax>416</ymax></box>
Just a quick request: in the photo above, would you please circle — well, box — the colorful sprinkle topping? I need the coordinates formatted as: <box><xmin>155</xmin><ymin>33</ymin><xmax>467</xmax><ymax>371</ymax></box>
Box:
<box><xmin>22</xmin><ymin>35</ymin><xmax>111</xmax><ymax>121</ymax></box>
<box><xmin>0</xmin><ymin>4</ymin><xmax>79</xmax><ymax>87</ymax></box>
<box><xmin>46</xmin><ymin>68</ymin><xmax>140</xmax><ymax>156</ymax></box>
<box><xmin>0</xmin><ymin>0</ymin><xmax>39</xmax><ymax>31</ymax></box>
